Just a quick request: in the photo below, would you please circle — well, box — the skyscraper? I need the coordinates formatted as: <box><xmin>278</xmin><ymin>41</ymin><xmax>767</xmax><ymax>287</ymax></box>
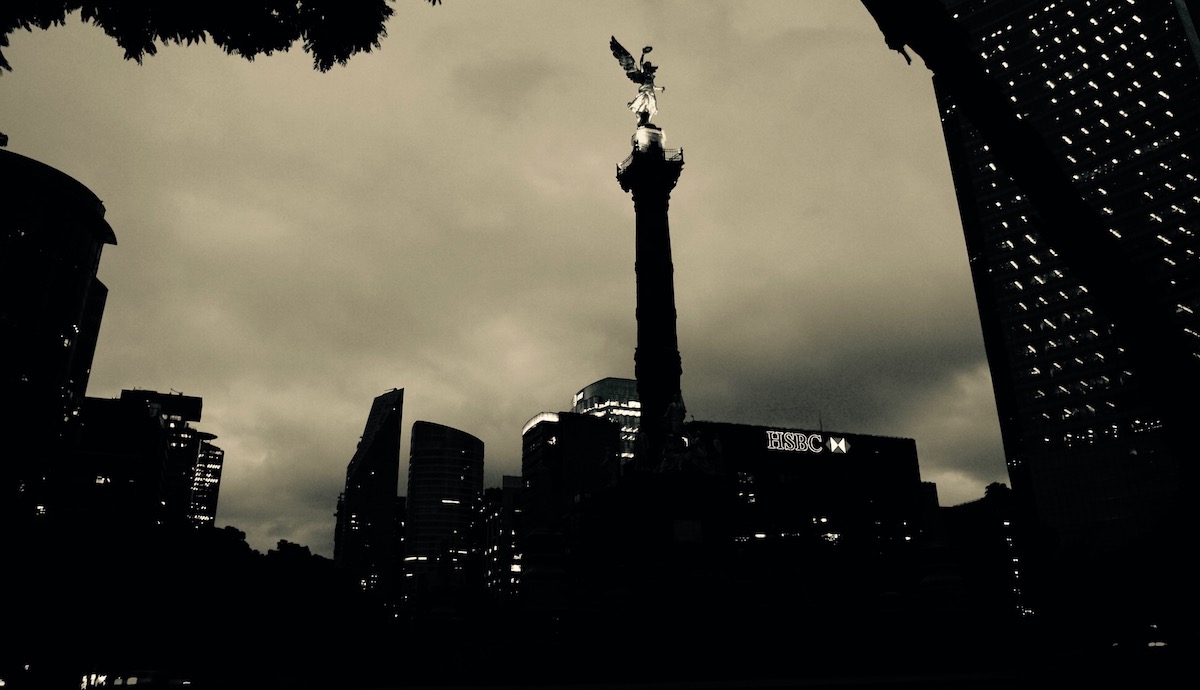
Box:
<box><xmin>188</xmin><ymin>432</ymin><xmax>224</xmax><ymax>528</ymax></box>
<box><xmin>906</xmin><ymin>0</ymin><xmax>1198</xmax><ymax>639</ymax></box>
<box><xmin>401</xmin><ymin>420</ymin><xmax>484</xmax><ymax>617</ymax></box>
<box><xmin>334</xmin><ymin>388</ymin><xmax>404</xmax><ymax>608</ymax></box>
<box><xmin>2</xmin><ymin>149</ymin><xmax>115</xmax><ymax>525</ymax></box>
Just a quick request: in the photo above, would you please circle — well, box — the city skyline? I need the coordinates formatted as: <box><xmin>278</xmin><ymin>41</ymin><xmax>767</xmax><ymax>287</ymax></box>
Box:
<box><xmin>0</xmin><ymin>1</ymin><xmax>1007</xmax><ymax>558</ymax></box>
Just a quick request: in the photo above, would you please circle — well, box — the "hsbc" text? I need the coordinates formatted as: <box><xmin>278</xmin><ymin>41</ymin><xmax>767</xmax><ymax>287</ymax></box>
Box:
<box><xmin>765</xmin><ymin>430</ymin><xmax>823</xmax><ymax>453</ymax></box>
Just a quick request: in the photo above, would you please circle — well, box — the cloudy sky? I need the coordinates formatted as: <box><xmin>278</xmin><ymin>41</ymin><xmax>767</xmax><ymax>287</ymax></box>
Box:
<box><xmin>2</xmin><ymin>1</ymin><xmax>1008</xmax><ymax>558</ymax></box>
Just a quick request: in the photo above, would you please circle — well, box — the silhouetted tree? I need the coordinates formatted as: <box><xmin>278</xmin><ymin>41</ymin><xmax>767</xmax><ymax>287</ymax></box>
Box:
<box><xmin>0</xmin><ymin>1</ymin><xmax>443</xmax><ymax>75</ymax></box>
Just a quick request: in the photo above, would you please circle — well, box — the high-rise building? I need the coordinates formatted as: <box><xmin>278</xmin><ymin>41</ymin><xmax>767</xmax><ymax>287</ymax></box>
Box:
<box><xmin>401</xmin><ymin>420</ymin><xmax>485</xmax><ymax>617</ymax></box>
<box><xmin>2</xmin><ymin>149</ymin><xmax>115</xmax><ymax>524</ymax></box>
<box><xmin>571</xmin><ymin>377</ymin><xmax>641</xmax><ymax>466</ymax></box>
<box><xmin>189</xmin><ymin>432</ymin><xmax>224</xmax><ymax>528</ymax></box>
<box><xmin>334</xmin><ymin>388</ymin><xmax>404</xmax><ymax>608</ymax></box>
<box><xmin>919</xmin><ymin>0</ymin><xmax>1196</xmax><ymax>639</ymax></box>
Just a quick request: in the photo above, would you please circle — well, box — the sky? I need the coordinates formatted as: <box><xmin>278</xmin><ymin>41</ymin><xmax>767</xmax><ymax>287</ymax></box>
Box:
<box><xmin>2</xmin><ymin>1</ymin><xmax>1009</xmax><ymax>558</ymax></box>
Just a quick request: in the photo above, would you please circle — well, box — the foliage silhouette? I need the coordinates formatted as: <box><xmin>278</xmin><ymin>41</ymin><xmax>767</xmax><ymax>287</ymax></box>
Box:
<box><xmin>0</xmin><ymin>1</ymin><xmax>443</xmax><ymax>75</ymax></box>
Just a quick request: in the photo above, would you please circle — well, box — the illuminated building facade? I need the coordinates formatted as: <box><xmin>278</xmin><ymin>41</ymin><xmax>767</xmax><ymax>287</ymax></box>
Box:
<box><xmin>571</xmin><ymin>377</ymin><xmax>640</xmax><ymax>466</ymax></box>
<box><xmin>401</xmin><ymin>420</ymin><xmax>485</xmax><ymax>616</ymax></box>
<box><xmin>188</xmin><ymin>434</ymin><xmax>224</xmax><ymax>528</ymax></box>
<box><xmin>334</xmin><ymin>388</ymin><xmax>404</xmax><ymax>608</ymax></box>
<box><xmin>932</xmin><ymin>0</ymin><xmax>1196</xmax><ymax>634</ymax></box>
<box><xmin>2</xmin><ymin>149</ymin><xmax>115</xmax><ymax>525</ymax></box>
<box><xmin>481</xmin><ymin>475</ymin><xmax>522</xmax><ymax>604</ymax></box>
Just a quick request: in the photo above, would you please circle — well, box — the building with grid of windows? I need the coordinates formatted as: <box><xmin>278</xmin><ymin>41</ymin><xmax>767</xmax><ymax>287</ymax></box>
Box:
<box><xmin>929</xmin><ymin>0</ymin><xmax>1197</xmax><ymax>640</ymax></box>
<box><xmin>188</xmin><ymin>432</ymin><xmax>224</xmax><ymax>528</ymax></box>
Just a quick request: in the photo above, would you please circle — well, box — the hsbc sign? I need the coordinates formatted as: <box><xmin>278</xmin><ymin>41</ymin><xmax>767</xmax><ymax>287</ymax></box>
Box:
<box><xmin>766</xmin><ymin>430</ymin><xmax>821</xmax><ymax>452</ymax></box>
<box><xmin>765</xmin><ymin>430</ymin><xmax>850</xmax><ymax>455</ymax></box>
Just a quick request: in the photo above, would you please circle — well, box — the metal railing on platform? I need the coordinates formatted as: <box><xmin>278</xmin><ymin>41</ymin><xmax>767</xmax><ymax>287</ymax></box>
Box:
<box><xmin>617</xmin><ymin>147</ymin><xmax>683</xmax><ymax>176</ymax></box>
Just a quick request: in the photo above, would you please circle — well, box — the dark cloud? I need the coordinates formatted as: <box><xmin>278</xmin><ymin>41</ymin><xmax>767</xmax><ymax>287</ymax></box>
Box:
<box><xmin>4</xmin><ymin>2</ymin><xmax>1008</xmax><ymax>558</ymax></box>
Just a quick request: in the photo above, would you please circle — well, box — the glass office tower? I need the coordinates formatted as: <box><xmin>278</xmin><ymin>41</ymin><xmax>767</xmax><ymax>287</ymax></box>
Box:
<box><xmin>932</xmin><ymin>0</ymin><xmax>1197</xmax><ymax>638</ymax></box>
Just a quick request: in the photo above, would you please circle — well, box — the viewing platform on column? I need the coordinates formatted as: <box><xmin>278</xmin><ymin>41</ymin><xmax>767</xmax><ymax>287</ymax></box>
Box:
<box><xmin>617</xmin><ymin>125</ymin><xmax>683</xmax><ymax>191</ymax></box>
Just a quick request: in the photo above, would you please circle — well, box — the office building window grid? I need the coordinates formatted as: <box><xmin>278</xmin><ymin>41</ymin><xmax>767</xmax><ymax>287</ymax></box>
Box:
<box><xmin>941</xmin><ymin>0</ymin><xmax>1199</xmax><ymax>451</ymax></box>
<box><xmin>936</xmin><ymin>0</ymin><xmax>1196</xmax><ymax>545</ymax></box>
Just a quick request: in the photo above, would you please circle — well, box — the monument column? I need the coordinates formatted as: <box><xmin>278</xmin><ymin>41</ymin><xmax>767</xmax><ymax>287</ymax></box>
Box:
<box><xmin>610</xmin><ymin>37</ymin><xmax>688</xmax><ymax>472</ymax></box>
<box><xmin>617</xmin><ymin>125</ymin><xmax>685</xmax><ymax>471</ymax></box>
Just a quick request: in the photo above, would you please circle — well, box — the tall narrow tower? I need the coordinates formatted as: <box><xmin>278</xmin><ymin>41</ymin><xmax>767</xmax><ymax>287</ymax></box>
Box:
<box><xmin>334</xmin><ymin>387</ymin><xmax>404</xmax><ymax>609</ymax></box>
<box><xmin>616</xmin><ymin>119</ymin><xmax>685</xmax><ymax>470</ymax></box>
<box><xmin>610</xmin><ymin>37</ymin><xmax>689</xmax><ymax>471</ymax></box>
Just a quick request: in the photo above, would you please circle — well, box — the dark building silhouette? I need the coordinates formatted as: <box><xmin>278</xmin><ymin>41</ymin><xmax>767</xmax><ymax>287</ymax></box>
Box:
<box><xmin>66</xmin><ymin>394</ymin><xmax>173</xmax><ymax>532</ymax></box>
<box><xmin>334</xmin><ymin>387</ymin><xmax>404</xmax><ymax>610</ymax></box>
<box><xmin>1</xmin><ymin>149</ymin><xmax>115</xmax><ymax>526</ymax></box>
<box><xmin>113</xmin><ymin>388</ymin><xmax>220</xmax><ymax>529</ymax></box>
<box><xmin>401</xmin><ymin>420</ymin><xmax>485</xmax><ymax>619</ymax></box>
<box><xmin>510</xmin><ymin>415</ymin><xmax>935</xmax><ymax>678</ymax></box>
<box><xmin>8</xmin><ymin>389</ymin><xmax>235</xmax><ymax>688</ymax></box>
<box><xmin>679</xmin><ymin>421</ymin><xmax>927</xmax><ymax>614</ymax></box>
<box><xmin>925</xmin><ymin>482</ymin><xmax>1028</xmax><ymax>625</ymax></box>
<box><xmin>616</xmin><ymin>125</ymin><xmax>686</xmax><ymax>471</ymax></box>
<box><xmin>518</xmin><ymin>411</ymin><xmax>621</xmax><ymax>618</ymax></box>
<box><xmin>918</xmin><ymin>0</ymin><xmax>1197</xmax><ymax>642</ymax></box>
<box><xmin>15</xmin><ymin>387</ymin><xmax>221</xmax><ymax>533</ymax></box>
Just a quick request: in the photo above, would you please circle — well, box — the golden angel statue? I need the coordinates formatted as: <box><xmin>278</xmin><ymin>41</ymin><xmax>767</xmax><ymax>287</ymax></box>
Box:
<box><xmin>610</xmin><ymin>36</ymin><xmax>665</xmax><ymax>127</ymax></box>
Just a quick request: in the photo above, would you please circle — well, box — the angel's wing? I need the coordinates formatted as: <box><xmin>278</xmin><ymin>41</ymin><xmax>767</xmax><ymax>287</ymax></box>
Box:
<box><xmin>610</xmin><ymin>36</ymin><xmax>646</xmax><ymax>84</ymax></box>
